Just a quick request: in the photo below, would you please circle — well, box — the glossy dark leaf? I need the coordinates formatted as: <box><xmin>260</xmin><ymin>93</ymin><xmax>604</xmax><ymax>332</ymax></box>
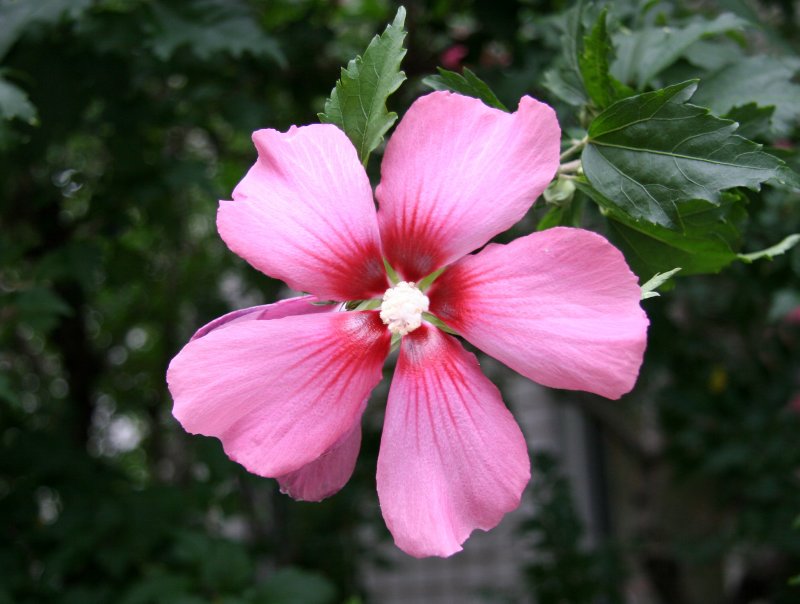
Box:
<box><xmin>582</xmin><ymin>81</ymin><xmax>787</xmax><ymax>228</ymax></box>
<box><xmin>724</xmin><ymin>103</ymin><xmax>775</xmax><ymax>141</ymax></box>
<box><xmin>578</xmin><ymin>182</ymin><xmax>744</xmax><ymax>280</ymax></box>
<box><xmin>423</xmin><ymin>67</ymin><xmax>507</xmax><ymax>111</ymax></box>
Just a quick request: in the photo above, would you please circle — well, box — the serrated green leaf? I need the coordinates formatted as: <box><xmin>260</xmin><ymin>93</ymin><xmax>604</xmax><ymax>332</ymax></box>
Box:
<box><xmin>578</xmin><ymin>9</ymin><xmax>633</xmax><ymax>109</ymax></box>
<box><xmin>738</xmin><ymin>234</ymin><xmax>800</xmax><ymax>263</ymax></box>
<box><xmin>422</xmin><ymin>67</ymin><xmax>507</xmax><ymax>111</ymax></box>
<box><xmin>578</xmin><ymin>181</ymin><xmax>743</xmax><ymax>281</ymax></box>
<box><xmin>542</xmin><ymin>1</ymin><xmax>588</xmax><ymax>107</ymax></box>
<box><xmin>724</xmin><ymin>103</ymin><xmax>775</xmax><ymax>141</ymax></box>
<box><xmin>147</xmin><ymin>0</ymin><xmax>285</xmax><ymax>64</ymax></box>
<box><xmin>612</xmin><ymin>13</ymin><xmax>746</xmax><ymax>89</ymax></box>
<box><xmin>0</xmin><ymin>77</ymin><xmax>36</xmax><ymax>123</ymax></box>
<box><xmin>319</xmin><ymin>7</ymin><xmax>407</xmax><ymax>165</ymax></box>
<box><xmin>0</xmin><ymin>0</ymin><xmax>93</xmax><ymax>59</ymax></box>
<box><xmin>692</xmin><ymin>56</ymin><xmax>800</xmax><ymax>137</ymax></box>
<box><xmin>582</xmin><ymin>80</ymin><xmax>786</xmax><ymax>228</ymax></box>
<box><xmin>773</xmin><ymin>164</ymin><xmax>800</xmax><ymax>190</ymax></box>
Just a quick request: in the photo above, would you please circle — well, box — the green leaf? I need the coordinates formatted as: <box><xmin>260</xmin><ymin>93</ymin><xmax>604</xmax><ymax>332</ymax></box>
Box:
<box><xmin>683</xmin><ymin>38</ymin><xmax>745</xmax><ymax>71</ymax></box>
<box><xmin>611</xmin><ymin>13</ymin><xmax>746</xmax><ymax>89</ymax></box>
<box><xmin>578</xmin><ymin>9</ymin><xmax>632</xmax><ymax>109</ymax></box>
<box><xmin>608</xmin><ymin>212</ymin><xmax>738</xmax><ymax>281</ymax></box>
<box><xmin>692</xmin><ymin>56</ymin><xmax>800</xmax><ymax>137</ymax></box>
<box><xmin>542</xmin><ymin>68</ymin><xmax>588</xmax><ymax>107</ymax></box>
<box><xmin>13</xmin><ymin>287</ymin><xmax>73</xmax><ymax>332</ymax></box>
<box><xmin>536</xmin><ymin>205</ymin><xmax>567</xmax><ymax>231</ymax></box>
<box><xmin>582</xmin><ymin>80</ymin><xmax>786</xmax><ymax>228</ymax></box>
<box><xmin>773</xmin><ymin>164</ymin><xmax>800</xmax><ymax>190</ymax></box>
<box><xmin>147</xmin><ymin>0</ymin><xmax>285</xmax><ymax>64</ymax></box>
<box><xmin>542</xmin><ymin>1</ymin><xmax>588</xmax><ymax>106</ymax></box>
<box><xmin>738</xmin><ymin>234</ymin><xmax>800</xmax><ymax>263</ymax></box>
<box><xmin>578</xmin><ymin>182</ymin><xmax>743</xmax><ymax>281</ymax></box>
<box><xmin>640</xmin><ymin>268</ymin><xmax>682</xmax><ymax>299</ymax></box>
<box><xmin>0</xmin><ymin>0</ymin><xmax>93</xmax><ymax>59</ymax></box>
<box><xmin>422</xmin><ymin>67</ymin><xmax>507</xmax><ymax>111</ymax></box>
<box><xmin>0</xmin><ymin>76</ymin><xmax>36</xmax><ymax>123</ymax></box>
<box><xmin>254</xmin><ymin>568</ymin><xmax>337</xmax><ymax>604</ymax></box>
<box><xmin>724</xmin><ymin>103</ymin><xmax>775</xmax><ymax>141</ymax></box>
<box><xmin>319</xmin><ymin>7</ymin><xmax>407</xmax><ymax>165</ymax></box>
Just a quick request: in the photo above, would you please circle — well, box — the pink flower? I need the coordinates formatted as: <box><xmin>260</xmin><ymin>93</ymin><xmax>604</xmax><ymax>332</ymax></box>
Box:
<box><xmin>167</xmin><ymin>92</ymin><xmax>648</xmax><ymax>557</ymax></box>
<box><xmin>440</xmin><ymin>43</ymin><xmax>468</xmax><ymax>70</ymax></box>
<box><xmin>784</xmin><ymin>305</ymin><xmax>800</xmax><ymax>324</ymax></box>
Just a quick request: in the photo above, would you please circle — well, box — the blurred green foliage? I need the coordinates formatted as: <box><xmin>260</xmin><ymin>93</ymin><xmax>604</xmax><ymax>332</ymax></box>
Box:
<box><xmin>1</xmin><ymin>1</ymin><xmax>799</xmax><ymax>603</ymax></box>
<box><xmin>523</xmin><ymin>452</ymin><xmax>626</xmax><ymax>604</ymax></box>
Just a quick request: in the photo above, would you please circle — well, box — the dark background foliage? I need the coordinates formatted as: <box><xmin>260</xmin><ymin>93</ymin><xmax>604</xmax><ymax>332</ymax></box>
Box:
<box><xmin>1</xmin><ymin>1</ymin><xmax>798</xmax><ymax>603</ymax></box>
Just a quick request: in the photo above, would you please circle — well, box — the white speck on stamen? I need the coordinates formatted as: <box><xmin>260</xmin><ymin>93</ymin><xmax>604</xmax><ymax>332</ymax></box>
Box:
<box><xmin>379</xmin><ymin>281</ymin><xmax>430</xmax><ymax>336</ymax></box>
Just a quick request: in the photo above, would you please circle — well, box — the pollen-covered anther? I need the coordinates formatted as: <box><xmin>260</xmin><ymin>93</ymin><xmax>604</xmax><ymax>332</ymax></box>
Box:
<box><xmin>379</xmin><ymin>281</ymin><xmax>430</xmax><ymax>336</ymax></box>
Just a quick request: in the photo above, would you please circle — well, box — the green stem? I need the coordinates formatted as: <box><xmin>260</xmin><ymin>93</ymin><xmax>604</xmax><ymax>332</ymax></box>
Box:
<box><xmin>559</xmin><ymin>136</ymin><xmax>588</xmax><ymax>161</ymax></box>
<box><xmin>558</xmin><ymin>159</ymin><xmax>582</xmax><ymax>175</ymax></box>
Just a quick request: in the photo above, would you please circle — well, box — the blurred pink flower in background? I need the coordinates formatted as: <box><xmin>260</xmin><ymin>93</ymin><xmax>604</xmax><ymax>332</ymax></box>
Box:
<box><xmin>167</xmin><ymin>92</ymin><xmax>648</xmax><ymax>557</ymax></box>
<box><xmin>784</xmin><ymin>305</ymin><xmax>800</xmax><ymax>324</ymax></box>
<box><xmin>440</xmin><ymin>43</ymin><xmax>468</xmax><ymax>70</ymax></box>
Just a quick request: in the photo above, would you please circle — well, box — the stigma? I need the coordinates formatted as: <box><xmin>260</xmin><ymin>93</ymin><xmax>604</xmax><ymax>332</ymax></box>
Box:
<box><xmin>379</xmin><ymin>281</ymin><xmax>430</xmax><ymax>336</ymax></box>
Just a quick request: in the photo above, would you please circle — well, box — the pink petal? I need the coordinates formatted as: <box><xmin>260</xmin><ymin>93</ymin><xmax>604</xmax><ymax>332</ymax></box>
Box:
<box><xmin>167</xmin><ymin>311</ymin><xmax>389</xmax><ymax>476</ymax></box>
<box><xmin>429</xmin><ymin>227</ymin><xmax>649</xmax><ymax>399</ymax></box>
<box><xmin>218</xmin><ymin>124</ymin><xmax>387</xmax><ymax>301</ymax></box>
<box><xmin>276</xmin><ymin>399</ymin><xmax>365</xmax><ymax>502</ymax></box>
<box><xmin>376</xmin><ymin>91</ymin><xmax>560</xmax><ymax>281</ymax></box>
<box><xmin>191</xmin><ymin>295</ymin><xmax>334</xmax><ymax>341</ymax></box>
<box><xmin>377</xmin><ymin>325</ymin><xmax>530</xmax><ymax>558</ymax></box>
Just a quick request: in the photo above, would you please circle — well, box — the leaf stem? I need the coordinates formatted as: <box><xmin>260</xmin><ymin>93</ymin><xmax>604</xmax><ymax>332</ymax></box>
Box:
<box><xmin>558</xmin><ymin>159</ymin><xmax>582</xmax><ymax>174</ymax></box>
<box><xmin>559</xmin><ymin>136</ymin><xmax>588</xmax><ymax>161</ymax></box>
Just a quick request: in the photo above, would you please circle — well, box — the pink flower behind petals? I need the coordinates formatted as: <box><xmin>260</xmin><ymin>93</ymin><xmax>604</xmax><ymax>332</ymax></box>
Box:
<box><xmin>167</xmin><ymin>91</ymin><xmax>649</xmax><ymax>558</ymax></box>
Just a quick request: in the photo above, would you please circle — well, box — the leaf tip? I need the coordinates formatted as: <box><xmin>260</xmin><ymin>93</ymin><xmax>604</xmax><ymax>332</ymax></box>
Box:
<box><xmin>393</xmin><ymin>5</ymin><xmax>407</xmax><ymax>27</ymax></box>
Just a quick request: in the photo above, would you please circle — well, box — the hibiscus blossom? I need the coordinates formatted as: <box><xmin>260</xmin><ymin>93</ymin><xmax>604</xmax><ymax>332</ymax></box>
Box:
<box><xmin>167</xmin><ymin>92</ymin><xmax>648</xmax><ymax>557</ymax></box>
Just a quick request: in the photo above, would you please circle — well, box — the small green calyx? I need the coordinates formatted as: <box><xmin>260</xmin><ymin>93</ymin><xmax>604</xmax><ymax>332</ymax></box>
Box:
<box><xmin>543</xmin><ymin>176</ymin><xmax>577</xmax><ymax>207</ymax></box>
<box><xmin>383</xmin><ymin>257</ymin><xmax>400</xmax><ymax>285</ymax></box>
<box><xmin>345</xmin><ymin>299</ymin><xmax>382</xmax><ymax>311</ymax></box>
<box><xmin>422</xmin><ymin>312</ymin><xmax>458</xmax><ymax>335</ymax></box>
<box><xmin>416</xmin><ymin>266</ymin><xmax>446</xmax><ymax>292</ymax></box>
